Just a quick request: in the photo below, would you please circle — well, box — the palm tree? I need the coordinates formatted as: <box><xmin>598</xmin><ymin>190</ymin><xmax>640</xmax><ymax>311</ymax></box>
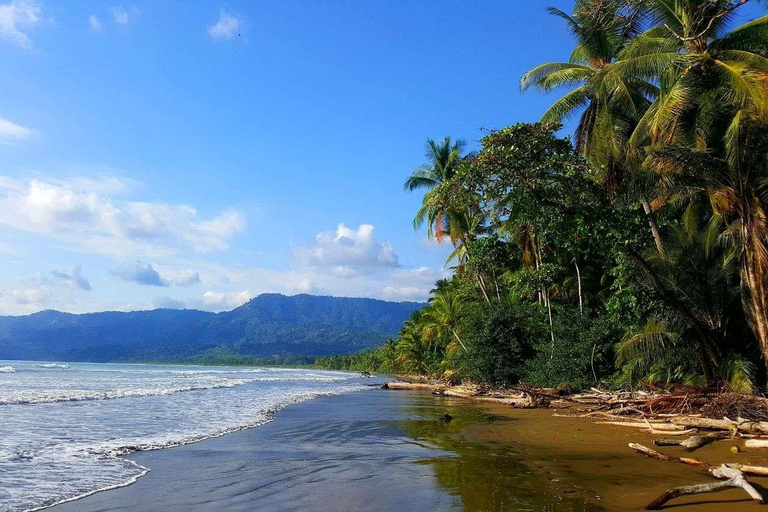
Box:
<box><xmin>608</xmin><ymin>0</ymin><xmax>768</xmax><ymax>153</ymax></box>
<box><xmin>607</xmin><ymin>0</ymin><xmax>768</xmax><ymax>364</ymax></box>
<box><xmin>521</xmin><ymin>0</ymin><xmax>666</xmax><ymax>253</ymax></box>
<box><xmin>404</xmin><ymin>137</ymin><xmax>466</xmax><ymax>240</ymax></box>
<box><xmin>618</xmin><ymin>204</ymin><xmax>747</xmax><ymax>385</ymax></box>
<box><xmin>421</xmin><ymin>288</ymin><xmax>466</xmax><ymax>354</ymax></box>
<box><xmin>520</xmin><ymin>0</ymin><xmax>647</xmax><ymax>187</ymax></box>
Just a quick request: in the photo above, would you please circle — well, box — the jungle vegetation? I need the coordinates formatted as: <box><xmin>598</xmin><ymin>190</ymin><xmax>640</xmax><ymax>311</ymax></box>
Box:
<box><xmin>317</xmin><ymin>0</ymin><xmax>768</xmax><ymax>391</ymax></box>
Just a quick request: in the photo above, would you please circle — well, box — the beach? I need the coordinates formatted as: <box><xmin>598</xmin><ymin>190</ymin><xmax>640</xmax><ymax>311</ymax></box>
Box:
<box><xmin>49</xmin><ymin>388</ymin><xmax>768</xmax><ymax>511</ymax></box>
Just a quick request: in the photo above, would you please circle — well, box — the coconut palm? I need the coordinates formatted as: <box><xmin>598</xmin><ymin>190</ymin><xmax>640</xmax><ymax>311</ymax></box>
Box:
<box><xmin>421</xmin><ymin>288</ymin><xmax>466</xmax><ymax>354</ymax></box>
<box><xmin>521</xmin><ymin>0</ymin><xmax>667</xmax><ymax>254</ymax></box>
<box><xmin>520</xmin><ymin>0</ymin><xmax>649</xmax><ymax>190</ymax></box>
<box><xmin>609</xmin><ymin>0</ymin><xmax>768</xmax><ymax>152</ymax></box>
<box><xmin>404</xmin><ymin>137</ymin><xmax>467</xmax><ymax>241</ymax></box>
<box><xmin>607</xmin><ymin>0</ymin><xmax>768</xmax><ymax>364</ymax></box>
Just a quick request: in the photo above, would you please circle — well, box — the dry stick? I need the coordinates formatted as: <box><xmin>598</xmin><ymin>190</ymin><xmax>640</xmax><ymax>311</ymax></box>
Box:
<box><xmin>629</xmin><ymin>443</ymin><xmax>766</xmax><ymax>510</ymax></box>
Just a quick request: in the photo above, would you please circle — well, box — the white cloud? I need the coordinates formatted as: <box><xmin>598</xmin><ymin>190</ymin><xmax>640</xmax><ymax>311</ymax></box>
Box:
<box><xmin>0</xmin><ymin>0</ymin><xmax>41</xmax><ymax>48</ymax></box>
<box><xmin>0</xmin><ymin>116</ymin><xmax>32</xmax><ymax>142</ymax></box>
<box><xmin>49</xmin><ymin>265</ymin><xmax>91</xmax><ymax>291</ymax></box>
<box><xmin>382</xmin><ymin>286</ymin><xmax>426</xmax><ymax>302</ymax></box>
<box><xmin>152</xmin><ymin>296</ymin><xmax>186</xmax><ymax>310</ymax></box>
<box><xmin>294</xmin><ymin>224</ymin><xmax>398</xmax><ymax>273</ymax></box>
<box><xmin>207</xmin><ymin>11</ymin><xmax>240</xmax><ymax>40</ymax></box>
<box><xmin>199</xmin><ymin>290</ymin><xmax>253</xmax><ymax>312</ymax></box>
<box><xmin>88</xmin><ymin>14</ymin><xmax>102</xmax><ymax>32</ymax></box>
<box><xmin>0</xmin><ymin>265</ymin><xmax>93</xmax><ymax>314</ymax></box>
<box><xmin>111</xmin><ymin>5</ymin><xmax>137</xmax><ymax>26</ymax></box>
<box><xmin>111</xmin><ymin>261</ymin><xmax>168</xmax><ymax>286</ymax></box>
<box><xmin>0</xmin><ymin>175</ymin><xmax>246</xmax><ymax>257</ymax></box>
<box><xmin>295</xmin><ymin>278</ymin><xmax>315</xmax><ymax>293</ymax></box>
<box><xmin>164</xmin><ymin>269</ymin><xmax>201</xmax><ymax>287</ymax></box>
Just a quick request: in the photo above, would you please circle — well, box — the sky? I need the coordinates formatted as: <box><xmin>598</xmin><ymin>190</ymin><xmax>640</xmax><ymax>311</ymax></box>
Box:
<box><xmin>0</xmin><ymin>0</ymin><xmax>764</xmax><ymax>315</ymax></box>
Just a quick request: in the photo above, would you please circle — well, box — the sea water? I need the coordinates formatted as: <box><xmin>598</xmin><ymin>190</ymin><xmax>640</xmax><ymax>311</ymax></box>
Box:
<box><xmin>0</xmin><ymin>360</ymin><xmax>375</xmax><ymax>511</ymax></box>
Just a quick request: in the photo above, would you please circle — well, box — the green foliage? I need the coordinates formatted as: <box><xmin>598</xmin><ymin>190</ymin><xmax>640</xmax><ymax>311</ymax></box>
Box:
<box><xmin>377</xmin><ymin>0</ymin><xmax>768</xmax><ymax>392</ymax></box>
<box><xmin>523</xmin><ymin>307</ymin><xmax>619</xmax><ymax>389</ymax></box>
<box><xmin>462</xmin><ymin>302</ymin><xmax>538</xmax><ymax>386</ymax></box>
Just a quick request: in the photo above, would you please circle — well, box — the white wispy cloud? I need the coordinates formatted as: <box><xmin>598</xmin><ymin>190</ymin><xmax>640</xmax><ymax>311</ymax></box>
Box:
<box><xmin>88</xmin><ymin>14</ymin><xmax>102</xmax><ymax>32</ymax></box>
<box><xmin>111</xmin><ymin>5</ymin><xmax>137</xmax><ymax>26</ymax></box>
<box><xmin>294</xmin><ymin>224</ymin><xmax>399</xmax><ymax>274</ymax></box>
<box><xmin>0</xmin><ymin>175</ymin><xmax>246</xmax><ymax>257</ymax></box>
<box><xmin>0</xmin><ymin>116</ymin><xmax>32</xmax><ymax>142</ymax></box>
<box><xmin>207</xmin><ymin>11</ymin><xmax>240</xmax><ymax>40</ymax></box>
<box><xmin>0</xmin><ymin>0</ymin><xmax>41</xmax><ymax>48</ymax></box>
<box><xmin>49</xmin><ymin>265</ymin><xmax>91</xmax><ymax>291</ymax></box>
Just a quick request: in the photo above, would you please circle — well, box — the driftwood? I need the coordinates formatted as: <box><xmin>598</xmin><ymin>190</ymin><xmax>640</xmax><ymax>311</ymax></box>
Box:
<box><xmin>745</xmin><ymin>439</ymin><xmax>768</xmax><ymax>449</ymax></box>
<box><xmin>672</xmin><ymin>415</ymin><xmax>768</xmax><ymax>435</ymax></box>
<box><xmin>629</xmin><ymin>443</ymin><xmax>767</xmax><ymax>509</ymax></box>
<box><xmin>381</xmin><ymin>382</ymin><xmax>446</xmax><ymax>392</ymax></box>
<box><xmin>653</xmin><ymin>434</ymin><xmax>722</xmax><ymax>452</ymax></box>
<box><xmin>645</xmin><ymin>464</ymin><xmax>763</xmax><ymax>510</ymax></box>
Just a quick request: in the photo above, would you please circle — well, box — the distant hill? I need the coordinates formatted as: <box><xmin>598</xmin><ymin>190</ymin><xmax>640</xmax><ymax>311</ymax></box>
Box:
<box><xmin>0</xmin><ymin>294</ymin><xmax>422</xmax><ymax>363</ymax></box>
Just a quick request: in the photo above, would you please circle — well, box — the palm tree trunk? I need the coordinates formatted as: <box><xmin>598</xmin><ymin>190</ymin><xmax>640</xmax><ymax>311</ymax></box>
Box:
<box><xmin>642</xmin><ymin>199</ymin><xmax>666</xmax><ymax>256</ymax></box>
<box><xmin>741</xmin><ymin>215</ymin><xmax>768</xmax><ymax>370</ymax></box>
<box><xmin>452</xmin><ymin>329</ymin><xmax>467</xmax><ymax>351</ymax></box>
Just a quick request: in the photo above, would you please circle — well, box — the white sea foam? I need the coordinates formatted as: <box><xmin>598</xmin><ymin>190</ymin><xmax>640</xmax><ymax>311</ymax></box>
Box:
<box><xmin>0</xmin><ymin>361</ymin><xmax>373</xmax><ymax>512</ymax></box>
<box><xmin>35</xmin><ymin>363</ymin><xmax>69</xmax><ymax>369</ymax></box>
<box><xmin>0</xmin><ymin>365</ymin><xmax>15</xmax><ymax>373</ymax></box>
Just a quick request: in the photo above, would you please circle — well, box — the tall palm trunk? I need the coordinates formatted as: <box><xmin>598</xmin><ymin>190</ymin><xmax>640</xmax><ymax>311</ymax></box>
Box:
<box><xmin>741</xmin><ymin>203</ymin><xmax>768</xmax><ymax>369</ymax></box>
<box><xmin>642</xmin><ymin>199</ymin><xmax>666</xmax><ymax>256</ymax></box>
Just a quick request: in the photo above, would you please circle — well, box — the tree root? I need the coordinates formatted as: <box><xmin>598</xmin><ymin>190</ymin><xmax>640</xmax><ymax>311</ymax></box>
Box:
<box><xmin>629</xmin><ymin>443</ymin><xmax>766</xmax><ymax>509</ymax></box>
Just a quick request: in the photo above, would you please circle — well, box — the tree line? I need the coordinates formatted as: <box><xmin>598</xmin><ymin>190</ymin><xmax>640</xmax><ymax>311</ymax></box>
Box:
<box><xmin>317</xmin><ymin>0</ymin><xmax>768</xmax><ymax>391</ymax></box>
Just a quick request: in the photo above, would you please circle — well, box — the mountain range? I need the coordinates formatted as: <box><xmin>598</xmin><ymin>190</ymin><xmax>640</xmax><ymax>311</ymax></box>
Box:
<box><xmin>0</xmin><ymin>294</ymin><xmax>422</xmax><ymax>363</ymax></box>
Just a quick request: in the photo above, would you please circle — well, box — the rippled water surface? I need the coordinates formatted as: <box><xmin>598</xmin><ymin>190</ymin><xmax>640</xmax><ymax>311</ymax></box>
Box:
<box><xmin>0</xmin><ymin>360</ymin><xmax>374</xmax><ymax>511</ymax></box>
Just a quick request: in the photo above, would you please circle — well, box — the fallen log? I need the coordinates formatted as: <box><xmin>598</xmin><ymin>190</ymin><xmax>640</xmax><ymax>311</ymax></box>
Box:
<box><xmin>672</xmin><ymin>416</ymin><xmax>768</xmax><ymax>435</ymax></box>
<box><xmin>744</xmin><ymin>439</ymin><xmax>768</xmax><ymax>449</ymax></box>
<box><xmin>645</xmin><ymin>464</ymin><xmax>763</xmax><ymax>510</ymax></box>
<box><xmin>596</xmin><ymin>421</ymin><xmax>691</xmax><ymax>431</ymax></box>
<box><xmin>382</xmin><ymin>382</ymin><xmax>446</xmax><ymax>392</ymax></box>
<box><xmin>653</xmin><ymin>434</ymin><xmax>721</xmax><ymax>452</ymax></box>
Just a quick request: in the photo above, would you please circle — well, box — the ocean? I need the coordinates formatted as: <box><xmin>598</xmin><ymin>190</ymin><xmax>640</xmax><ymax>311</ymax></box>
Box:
<box><xmin>0</xmin><ymin>361</ymin><xmax>375</xmax><ymax>511</ymax></box>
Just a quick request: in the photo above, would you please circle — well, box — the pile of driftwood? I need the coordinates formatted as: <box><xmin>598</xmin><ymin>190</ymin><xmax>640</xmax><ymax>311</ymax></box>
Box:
<box><xmin>383</xmin><ymin>378</ymin><xmax>768</xmax><ymax>509</ymax></box>
<box><xmin>539</xmin><ymin>388</ymin><xmax>768</xmax><ymax>509</ymax></box>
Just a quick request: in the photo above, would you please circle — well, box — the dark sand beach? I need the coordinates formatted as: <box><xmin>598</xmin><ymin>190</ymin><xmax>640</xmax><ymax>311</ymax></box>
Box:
<box><xmin>52</xmin><ymin>388</ymin><xmax>768</xmax><ymax>511</ymax></box>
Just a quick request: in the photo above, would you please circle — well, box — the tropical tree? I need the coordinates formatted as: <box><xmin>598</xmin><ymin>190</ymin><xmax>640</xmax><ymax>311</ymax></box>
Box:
<box><xmin>605</xmin><ymin>0</ymin><xmax>768</xmax><ymax>365</ymax></box>
<box><xmin>404</xmin><ymin>137</ymin><xmax>467</xmax><ymax>241</ymax></box>
<box><xmin>520</xmin><ymin>0</ymin><xmax>666</xmax><ymax>254</ymax></box>
<box><xmin>421</xmin><ymin>288</ymin><xmax>467</xmax><ymax>354</ymax></box>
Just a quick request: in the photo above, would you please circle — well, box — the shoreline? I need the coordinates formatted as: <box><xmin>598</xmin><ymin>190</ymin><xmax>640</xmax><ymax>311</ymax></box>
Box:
<box><xmin>47</xmin><ymin>386</ymin><xmax>768</xmax><ymax>511</ymax></box>
<box><xmin>32</xmin><ymin>385</ymin><xmax>377</xmax><ymax>512</ymax></box>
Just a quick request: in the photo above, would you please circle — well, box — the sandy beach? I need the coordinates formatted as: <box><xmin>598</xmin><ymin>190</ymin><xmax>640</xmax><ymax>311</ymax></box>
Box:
<box><xmin>51</xmin><ymin>388</ymin><xmax>768</xmax><ymax>511</ymax></box>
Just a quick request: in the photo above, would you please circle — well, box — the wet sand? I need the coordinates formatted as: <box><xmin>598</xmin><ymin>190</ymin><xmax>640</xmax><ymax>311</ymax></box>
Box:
<box><xmin>52</xmin><ymin>389</ymin><xmax>768</xmax><ymax>511</ymax></box>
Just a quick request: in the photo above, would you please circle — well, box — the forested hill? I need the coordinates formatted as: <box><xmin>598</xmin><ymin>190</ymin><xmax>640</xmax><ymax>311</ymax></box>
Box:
<box><xmin>0</xmin><ymin>294</ymin><xmax>423</xmax><ymax>363</ymax></box>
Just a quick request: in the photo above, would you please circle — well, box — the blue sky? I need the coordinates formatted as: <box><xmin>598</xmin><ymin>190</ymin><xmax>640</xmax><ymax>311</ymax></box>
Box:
<box><xmin>0</xmin><ymin>0</ymin><xmax>764</xmax><ymax>314</ymax></box>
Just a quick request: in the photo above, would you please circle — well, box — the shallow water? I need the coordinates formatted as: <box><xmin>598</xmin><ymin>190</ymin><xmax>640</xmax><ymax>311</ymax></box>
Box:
<box><xmin>0</xmin><ymin>360</ymin><xmax>374</xmax><ymax>511</ymax></box>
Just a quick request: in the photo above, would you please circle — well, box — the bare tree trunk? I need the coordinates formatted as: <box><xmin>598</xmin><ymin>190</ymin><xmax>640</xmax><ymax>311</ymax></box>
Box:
<box><xmin>546</xmin><ymin>289</ymin><xmax>555</xmax><ymax>359</ymax></box>
<box><xmin>574</xmin><ymin>258</ymin><xmax>583</xmax><ymax>313</ymax></box>
<box><xmin>476</xmin><ymin>275</ymin><xmax>491</xmax><ymax>305</ymax></box>
<box><xmin>642</xmin><ymin>199</ymin><xmax>666</xmax><ymax>256</ymax></box>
